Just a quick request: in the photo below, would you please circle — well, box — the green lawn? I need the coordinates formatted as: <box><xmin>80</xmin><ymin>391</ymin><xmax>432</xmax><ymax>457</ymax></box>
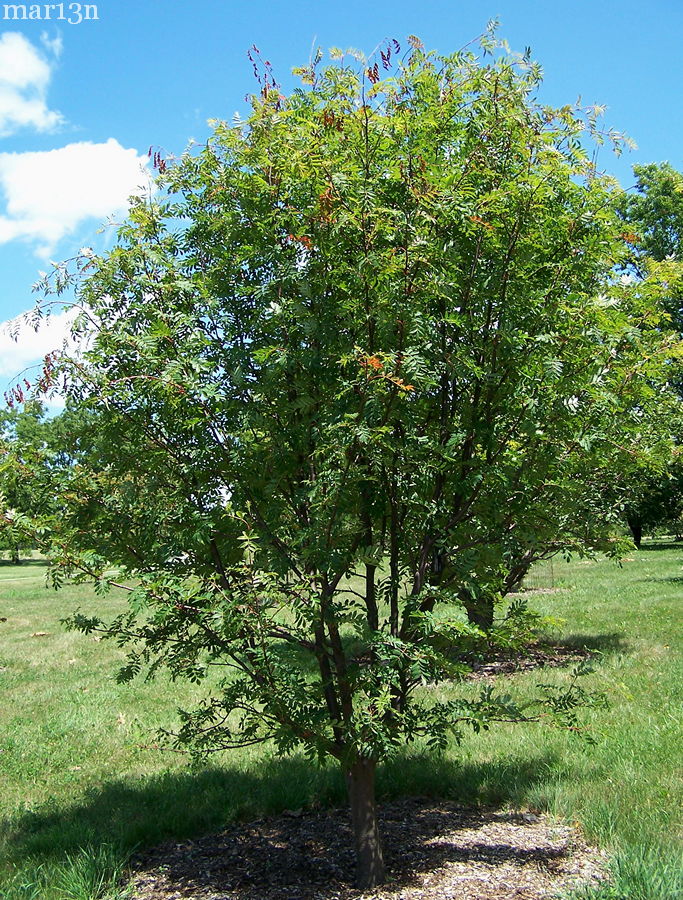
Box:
<box><xmin>0</xmin><ymin>545</ymin><xmax>681</xmax><ymax>899</ymax></box>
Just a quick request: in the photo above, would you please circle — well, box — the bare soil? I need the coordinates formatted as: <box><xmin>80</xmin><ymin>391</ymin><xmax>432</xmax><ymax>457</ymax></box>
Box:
<box><xmin>129</xmin><ymin>798</ymin><xmax>606</xmax><ymax>900</ymax></box>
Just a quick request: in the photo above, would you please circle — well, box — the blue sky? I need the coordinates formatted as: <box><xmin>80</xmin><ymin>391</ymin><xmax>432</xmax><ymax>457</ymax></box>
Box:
<box><xmin>0</xmin><ymin>0</ymin><xmax>681</xmax><ymax>400</ymax></box>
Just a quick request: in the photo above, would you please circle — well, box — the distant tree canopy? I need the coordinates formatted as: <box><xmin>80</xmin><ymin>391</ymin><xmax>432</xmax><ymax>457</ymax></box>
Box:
<box><xmin>0</xmin><ymin>402</ymin><xmax>48</xmax><ymax>562</ymax></box>
<box><xmin>0</xmin><ymin>402</ymin><xmax>91</xmax><ymax>561</ymax></box>
<box><xmin>619</xmin><ymin>162</ymin><xmax>683</xmax><ymax>263</ymax></box>
<box><xmin>616</xmin><ymin>161</ymin><xmax>683</xmax><ymax>543</ymax></box>
<box><xmin>3</xmin><ymin>31</ymin><xmax>681</xmax><ymax>888</ymax></box>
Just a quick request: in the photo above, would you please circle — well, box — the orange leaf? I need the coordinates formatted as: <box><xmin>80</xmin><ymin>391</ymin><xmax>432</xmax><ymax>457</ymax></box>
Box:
<box><xmin>288</xmin><ymin>234</ymin><xmax>312</xmax><ymax>249</ymax></box>
<box><xmin>390</xmin><ymin>377</ymin><xmax>414</xmax><ymax>391</ymax></box>
<box><xmin>469</xmin><ymin>215</ymin><xmax>494</xmax><ymax>230</ymax></box>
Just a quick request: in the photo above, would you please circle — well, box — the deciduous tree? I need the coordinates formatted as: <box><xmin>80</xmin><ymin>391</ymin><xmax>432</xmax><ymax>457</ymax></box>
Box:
<box><xmin>4</xmin><ymin>31</ymin><xmax>679</xmax><ymax>888</ymax></box>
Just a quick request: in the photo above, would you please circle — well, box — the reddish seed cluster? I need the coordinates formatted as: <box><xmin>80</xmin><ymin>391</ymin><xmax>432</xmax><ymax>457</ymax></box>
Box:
<box><xmin>367</xmin><ymin>39</ymin><xmax>401</xmax><ymax>84</ymax></box>
<box><xmin>38</xmin><ymin>351</ymin><xmax>59</xmax><ymax>392</ymax></box>
<box><xmin>5</xmin><ymin>351</ymin><xmax>62</xmax><ymax>407</ymax></box>
<box><xmin>380</xmin><ymin>39</ymin><xmax>400</xmax><ymax>71</ymax></box>
<box><xmin>247</xmin><ymin>44</ymin><xmax>282</xmax><ymax>107</ymax></box>
<box><xmin>366</xmin><ymin>62</ymin><xmax>380</xmax><ymax>84</ymax></box>
<box><xmin>322</xmin><ymin>109</ymin><xmax>344</xmax><ymax>132</ymax></box>
<box><xmin>5</xmin><ymin>374</ymin><xmax>33</xmax><ymax>407</ymax></box>
<box><xmin>148</xmin><ymin>147</ymin><xmax>167</xmax><ymax>174</ymax></box>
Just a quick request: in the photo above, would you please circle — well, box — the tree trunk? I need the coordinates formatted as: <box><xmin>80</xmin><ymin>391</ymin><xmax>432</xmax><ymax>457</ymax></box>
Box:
<box><xmin>503</xmin><ymin>555</ymin><xmax>535</xmax><ymax>595</ymax></box>
<box><xmin>346</xmin><ymin>758</ymin><xmax>385</xmax><ymax>890</ymax></box>
<box><xmin>462</xmin><ymin>590</ymin><xmax>495</xmax><ymax>631</ymax></box>
<box><xmin>627</xmin><ymin>517</ymin><xmax>643</xmax><ymax>549</ymax></box>
<box><xmin>10</xmin><ymin>545</ymin><xmax>20</xmax><ymax>565</ymax></box>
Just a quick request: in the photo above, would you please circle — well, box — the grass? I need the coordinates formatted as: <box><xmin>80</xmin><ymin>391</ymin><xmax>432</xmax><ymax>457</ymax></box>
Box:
<box><xmin>0</xmin><ymin>544</ymin><xmax>681</xmax><ymax>898</ymax></box>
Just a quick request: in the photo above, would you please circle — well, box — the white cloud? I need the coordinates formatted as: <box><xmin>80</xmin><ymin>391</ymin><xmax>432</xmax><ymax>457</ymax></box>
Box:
<box><xmin>40</xmin><ymin>32</ymin><xmax>63</xmax><ymax>59</ymax></box>
<box><xmin>0</xmin><ymin>306</ymin><xmax>78</xmax><ymax>379</ymax></box>
<box><xmin>0</xmin><ymin>139</ymin><xmax>150</xmax><ymax>255</ymax></box>
<box><xmin>0</xmin><ymin>31</ymin><xmax>62</xmax><ymax>136</ymax></box>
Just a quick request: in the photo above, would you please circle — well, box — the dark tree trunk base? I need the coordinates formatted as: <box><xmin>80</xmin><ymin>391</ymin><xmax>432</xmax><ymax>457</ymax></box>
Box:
<box><xmin>346</xmin><ymin>758</ymin><xmax>385</xmax><ymax>890</ymax></box>
<box><xmin>463</xmin><ymin>593</ymin><xmax>495</xmax><ymax>631</ymax></box>
<box><xmin>627</xmin><ymin>518</ymin><xmax>643</xmax><ymax>549</ymax></box>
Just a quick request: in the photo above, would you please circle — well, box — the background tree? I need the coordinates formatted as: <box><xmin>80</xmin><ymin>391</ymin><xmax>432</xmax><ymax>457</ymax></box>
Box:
<box><xmin>4</xmin><ymin>33</ymin><xmax>679</xmax><ymax>888</ymax></box>
<box><xmin>619</xmin><ymin>163</ymin><xmax>683</xmax><ymax>271</ymax></box>
<box><xmin>0</xmin><ymin>401</ymin><xmax>54</xmax><ymax>563</ymax></box>
<box><xmin>424</xmin><ymin>249</ymin><xmax>681</xmax><ymax>628</ymax></box>
<box><xmin>623</xmin><ymin>455</ymin><xmax>683</xmax><ymax>548</ymax></box>
<box><xmin>615</xmin><ymin>162</ymin><xmax>683</xmax><ymax>542</ymax></box>
<box><xmin>0</xmin><ymin>398</ymin><xmax>100</xmax><ymax>562</ymax></box>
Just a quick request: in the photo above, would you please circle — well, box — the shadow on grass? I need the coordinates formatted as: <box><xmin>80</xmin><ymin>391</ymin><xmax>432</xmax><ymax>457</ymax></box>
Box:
<box><xmin>3</xmin><ymin>751</ymin><xmax>561</xmax><ymax>868</ymax></box>
<box><xmin>555</xmin><ymin>632</ymin><xmax>629</xmax><ymax>655</ymax></box>
<box><xmin>0</xmin><ymin>560</ymin><xmax>48</xmax><ymax>569</ymax></box>
<box><xmin>637</xmin><ymin>541</ymin><xmax>683</xmax><ymax>552</ymax></box>
<box><xmin>643</xmin><ymin>575</ymin><xmax>683</xmax><ymax>585</ymax></box>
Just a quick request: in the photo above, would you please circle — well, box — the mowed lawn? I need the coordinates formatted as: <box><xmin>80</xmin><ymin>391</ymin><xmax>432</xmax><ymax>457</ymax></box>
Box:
<box><xmin>0</xmin><ymin>545</ymin><xmax>681</xmax><ymax>899</ymax></box>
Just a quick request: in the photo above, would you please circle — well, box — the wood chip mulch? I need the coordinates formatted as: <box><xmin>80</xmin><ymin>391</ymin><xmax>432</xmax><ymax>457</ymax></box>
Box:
<box><xmin>467</xmin><ymin>643</ymin><xmax>591</xmax><ymax>681</ymax></box>
<box><xmin>129</xmin><ymin>798</ymin><xmax>607</xmax><ymax>900</ymax></box>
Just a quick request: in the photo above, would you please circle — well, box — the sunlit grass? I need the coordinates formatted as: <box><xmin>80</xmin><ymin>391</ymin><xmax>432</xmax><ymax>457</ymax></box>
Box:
<box><xmin>0</xmin><ymin>543</ymin><xmax>681</xmax><ymax>898</ymax></box>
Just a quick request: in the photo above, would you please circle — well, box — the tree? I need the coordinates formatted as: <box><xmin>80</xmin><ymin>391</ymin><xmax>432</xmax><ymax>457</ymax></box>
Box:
<box><xmin>0</xmin><ymin>401</ymin><xmax>55</xmax><ymax>563</ymax></box>
<box><xmin>0</xmin><ymin>397</ymin><xmax>101</xmax><ymax>562</ymax></box>
<box><xmin>618</xmin><ymin>162</ymin><xmax>683</xmax><ymax>270</ymax></box>
<box><xmin>623</xmin><ymin>455</ymin><xmax>683</xmax><ymax>547</ymax></box>
<box><xmin>5</xmin><ymin>32</ymin><xmax>679</xmax><ymax>888</ymax></box>
<box><xmin>615</xmin><ymin>162</ymin><xmax>683</xmax><ymax>541</ymax></box>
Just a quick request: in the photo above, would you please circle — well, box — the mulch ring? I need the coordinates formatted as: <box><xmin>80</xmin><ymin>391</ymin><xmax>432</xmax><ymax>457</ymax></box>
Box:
<box><xmin>467</xmin><ymin>643</ymin><xmax>592</xmax><ymax>681</ymax></box>
<box><xmin>129</xmin><ymin>798</ymin><xmax>607</xmax><ymax>900</ymax></box>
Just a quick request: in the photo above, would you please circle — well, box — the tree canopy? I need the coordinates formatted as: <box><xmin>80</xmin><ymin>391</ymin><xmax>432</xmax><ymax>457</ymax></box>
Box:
<box><xmin>615</xmin><ymin>161</ymin><xmax>683</xmax><ymax>541</ymax></box>
<box><xmin>0</xmin><ymin>402</ymin><xmax>67</xmax><ymax>562</ymax></box>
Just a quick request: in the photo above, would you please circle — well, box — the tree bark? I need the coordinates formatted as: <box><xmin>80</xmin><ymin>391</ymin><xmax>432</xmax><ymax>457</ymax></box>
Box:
<box><xmin>503</xmin><ymin>554</ymin><xmax>535</xmax><ymax>594</ymax></box>
<box><xmin>346</xmin><ymin>758</ymin><xmax>385</xmax><ymax>889</ymax></box>
<box><xmin>461</xmin><ymin>590</ymin><xmax>495</xmax><ymax>631</ymax></box>
<box><xmin>627</xmin><ymin>516</ymin><xmax>643</xmax><ymax>549</ymax></box>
